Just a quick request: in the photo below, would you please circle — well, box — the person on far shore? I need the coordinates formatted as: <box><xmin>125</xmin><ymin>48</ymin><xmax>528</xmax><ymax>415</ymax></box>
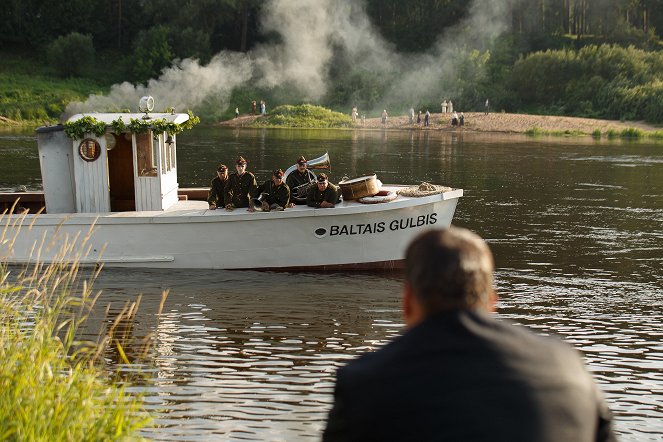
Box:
<box><xmin>323</xmin><ymin>227</ymin><xmax>615</xmax><ymax>442</ymax></box>
<box><xmin>417</xmin><ymin>110</ymin><xmax>422</xmax><ymax>126</ymax></box>
<box><xmin>207</xmin><ymin>163</ymin><xmax>228</xmax><ymax>210</ymax></box>
<box><xmin>223</xmin><ymin>156</ymin><xmax>257</xmax><ymax>211</ymax></box>
<box><xmin>352</xmin><ymin>106</ymin><xmax>358</xmax><ymax>122</ymax></box>
<box><xmin>448</xmin><ymin>100</ymin><xmax>453</xmax><ymax>113</ymax></box>
<box><xmin>409</xmin><ymin>107</ymin><xmax>415</xmax><ymax>124</ymax></box>
<box><xmin>451</xmin><ymin>111</ymin><xmax>459</xmax><ymax>127</ymax></box>
<box><xmin>235</xmin><ymin>107</ymin><xmax>239</xmax><ymax>118</ymax></box>
<box><xmin>307</xmin><ymin>173</ymin><xmax>338</xmax><ymax>208</ymax></box>
<box><xmin>441</xmin><ymin>100</ymin><xmax>447</xmax><ymax>113</ymax></box>
<box><xmin>424</xmin><ymin>110</ymin><xmax>430</xmax><ymax>127</ymax></box>
<box><xmin>459</xmin><ymin>112</ymin><xmax>465</xmax><ymax>126</ymax></box>
<box><xmin>251</xmin><ymin>100</ymin><xmax>257</xmax><ymax>114</ymax></box>
<box><xmin>485</xmin><ymin>98</ymin><xmax>490</xmax><ymax>114</ymax></box>
<box><xmin>381</xmin><ymin>109</ymin><xmax>388</xmax><ymax>125</ymax></box>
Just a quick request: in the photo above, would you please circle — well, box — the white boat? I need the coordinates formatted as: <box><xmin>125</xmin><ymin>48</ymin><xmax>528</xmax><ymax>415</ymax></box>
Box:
<box><xmin>1</xmin><ymin>101</ymin><xmax>462</xmax><ymax>270</ymax></box>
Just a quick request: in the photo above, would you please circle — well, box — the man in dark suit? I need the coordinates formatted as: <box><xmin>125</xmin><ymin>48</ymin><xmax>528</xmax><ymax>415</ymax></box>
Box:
<box><xmin>323</xmin><ymin>227</ymin><xmax>615</xmax><ymax>442</ymax></box>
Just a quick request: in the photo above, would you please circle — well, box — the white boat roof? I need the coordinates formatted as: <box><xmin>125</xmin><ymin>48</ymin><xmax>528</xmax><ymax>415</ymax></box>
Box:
<box><xmin>67</xmin><ymin>112</ymin><xmax>190</xmax><ymax>125</ymax></box>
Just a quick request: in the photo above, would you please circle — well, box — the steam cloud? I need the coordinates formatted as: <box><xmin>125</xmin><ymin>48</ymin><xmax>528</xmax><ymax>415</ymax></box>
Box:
<box><xmin>65</xmin><ymin>0</ymin><xmax>513</xmax><ymax>118</ymax></box>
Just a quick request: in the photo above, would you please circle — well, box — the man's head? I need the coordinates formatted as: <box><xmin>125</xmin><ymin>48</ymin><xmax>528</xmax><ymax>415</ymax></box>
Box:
<box><xmin>296</xmin><ymin>156</ymin><xmax>307</xmax><ymax>172</ymax></box>
<box><xmin>403</xmin><ymin>227</ymin><xmax>496</xmax><ymax>327</ymax></box>
<box><xmin>217</xmin><ymin>164</ymin><xmax>228</xmax><ymax>178</ymax></box>
<box><xmin>235</xmin><ymin>156</ymin><xmax>247</xmax><ymax>174</ymax></box>
<box><xmin>316</xmin><ymin>173</ymin><xmax>329</xmax><ymax>190</ymax></box>
<box><xmin>272</xmin><ymin>168</ymin><xmax>284</xmax><ymax>185</ymax></box>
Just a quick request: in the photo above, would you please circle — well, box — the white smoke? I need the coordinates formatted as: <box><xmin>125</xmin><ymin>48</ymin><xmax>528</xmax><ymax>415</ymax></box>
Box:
<box><xmin>65</xmin><ymin>0</ymin><xmax>513</xmax><ymax>117</ymax></box>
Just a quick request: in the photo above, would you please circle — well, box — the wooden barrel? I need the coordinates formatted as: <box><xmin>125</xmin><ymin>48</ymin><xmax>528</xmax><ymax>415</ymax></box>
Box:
<box><xmin>338</xmin><ymin>174</ymin><xmax>380</xmax><ymax>200</ymax></box>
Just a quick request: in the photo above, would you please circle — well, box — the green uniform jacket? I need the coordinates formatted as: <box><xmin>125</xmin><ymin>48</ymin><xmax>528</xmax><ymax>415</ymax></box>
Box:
<box><xmin>286</xmin><ymin>169</ymin><xmax>315</xmax><ymax>204</ymax></box>
<box><xmin>307</xmin><ymin>183</ymin><xmax>339</xmax><ymax>208</ymax></box>
<box><xmin>256</xmin><ymin>180</ymin><xmax>291</xmax><ymax>207</ymax></box>
<box><xmin>223</xmin><ymin>172</ymin><xmax>257</xmax><ymax>207</ymax></box>
<box><xmin>207</xmin><ymin>176</ymin><xmax>228</xmax><ymax>206</ymax></box>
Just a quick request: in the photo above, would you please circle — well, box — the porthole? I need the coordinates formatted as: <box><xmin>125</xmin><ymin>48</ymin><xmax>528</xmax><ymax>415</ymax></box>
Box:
<box><xmin>78</xmin><ymin>138</ymin><xmax>101</xmax><ymax>162</ymax></box>
<box><xmin>314</xmin><ymin>228</ymin><xmax>327</xmax><ymax>238</ymax></box>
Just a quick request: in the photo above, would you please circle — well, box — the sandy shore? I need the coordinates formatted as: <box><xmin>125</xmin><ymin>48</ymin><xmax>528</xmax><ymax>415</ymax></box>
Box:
<box><xmin>221</xmin><ymin>112</ymin><xmax>660</xmax><ymax>134</ymax></box>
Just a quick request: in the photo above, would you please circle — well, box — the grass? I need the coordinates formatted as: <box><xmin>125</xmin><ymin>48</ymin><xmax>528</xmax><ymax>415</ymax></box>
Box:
<box><xmin>0</xmin><ymin>206</ymin><xmax>163</xmax><ymax>439</ymax></box>
<box><xmin>254</xmin><ymin>104</ymin><xmax>353</xmax><ymax>128</ymax></box>
<box><xmin>525</xmin><ymin>126</ymin><xmax>585</xmax><ymax>136</ymax></box>
<box><xmin>0</xmin><ymin>49</ymin><xmax>111</xmax><ymax>124</ymax></box>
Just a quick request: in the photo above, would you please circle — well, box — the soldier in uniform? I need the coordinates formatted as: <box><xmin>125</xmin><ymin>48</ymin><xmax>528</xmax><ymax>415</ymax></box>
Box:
<box><xmin>286</xmin><ymin>156</ymin><xmax>316</xmax><ymax>206</ymax></box>
<box><xmin>307</xmin><ymin>173</ymin><xmax>338</xmax><ymax>208</ymax></box>
<box><xmin>207</xmin><ymin>163</ymin><xmax>228</xmax><ymax>210</ymax></box>
<box><xmin>250</xmin><ymin>169</ymin><xmax>290</xmax><ymax>212</ymax></box>
<box><xmin>223</xmin><ymin>156</ymin><xmax>257</xmax><ymax>211</ymax></box>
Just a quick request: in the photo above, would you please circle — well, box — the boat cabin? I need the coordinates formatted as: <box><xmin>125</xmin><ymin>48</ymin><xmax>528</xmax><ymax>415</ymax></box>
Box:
<box><xmin>36</xmin><ymin>104</ymin><xmax>189</xmax><ymax>214</ymax></box>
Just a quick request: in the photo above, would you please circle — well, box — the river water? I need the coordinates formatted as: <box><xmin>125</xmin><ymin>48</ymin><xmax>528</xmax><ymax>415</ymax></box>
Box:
<box><xmin>1</xmin><ymin>127</ymin><xmax>662</xmax><ymax>440</ymax></box>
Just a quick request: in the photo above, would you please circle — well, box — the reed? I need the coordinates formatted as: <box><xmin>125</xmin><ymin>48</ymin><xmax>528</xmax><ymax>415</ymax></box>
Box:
<box><xmin>0</xmin><ymin>206</ymin><xmax>164</xmax><ymax>440</ymax></box>
<box><xmin>620</xmin><ymin>127</ymin><xmax>644</xmax><ymax>139</ymax></box>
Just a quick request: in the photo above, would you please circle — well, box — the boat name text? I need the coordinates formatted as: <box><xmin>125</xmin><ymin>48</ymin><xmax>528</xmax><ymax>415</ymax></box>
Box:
<box><xmin>329</xmin><ymin>213</ymin><xmax>437</xmax><ymax>236</ymax></box>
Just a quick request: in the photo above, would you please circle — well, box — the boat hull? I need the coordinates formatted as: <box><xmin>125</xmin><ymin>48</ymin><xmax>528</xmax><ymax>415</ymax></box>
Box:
<box><xmin>1</xmin><ymin>188</ymin><xmax>462</xmax><ymax>270</ymax></box>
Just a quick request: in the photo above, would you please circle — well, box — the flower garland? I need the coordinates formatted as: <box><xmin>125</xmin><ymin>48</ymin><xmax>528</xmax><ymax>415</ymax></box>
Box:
<box><xmin>63</xmin><ymin>111</ymin><xmax>200</xmax><ymax>139</ymax></box>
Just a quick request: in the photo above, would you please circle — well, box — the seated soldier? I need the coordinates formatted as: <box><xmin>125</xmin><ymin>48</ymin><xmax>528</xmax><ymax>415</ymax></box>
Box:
<box><xmin>250</xmin><ymin>169</ymin><xmax>291</xmax><ymax>212</ymax></box>
<box><xmin>307</xmin><ymin>173</ymin><xmax>338</xmax><ymax>208</ymax></box>
<box><xmin>207</xmin><ymin>163</ymin><xmax>228</xmax><ymax>210</ymax></box>
<box><xmin>223</xmin><ymin>156</ymin><xmax>257</xmax><ymax>211</ymax></box>
<box><xmin>286</xmin><ymin>156</ymin><xmax>316</xmax><ymax>206</ymax></box>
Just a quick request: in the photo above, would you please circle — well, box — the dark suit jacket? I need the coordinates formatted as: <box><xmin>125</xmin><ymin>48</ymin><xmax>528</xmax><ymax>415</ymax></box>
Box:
<box><xmin>323</xmin><ymin>310</ymin><xmax>615</xmax><ymax>442</ymax></box>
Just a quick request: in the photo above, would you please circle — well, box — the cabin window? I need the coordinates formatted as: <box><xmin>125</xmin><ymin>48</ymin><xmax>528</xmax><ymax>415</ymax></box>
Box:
<box><xmin>164</xmin><ymin>134</ymin><xmax>172</xmax><ymax>172</ymax></box>
<box><xmin>167</xmin><ymin>135</ymin><xmax>175</xmax><ymax>171</ymax></box>
<box><xmin>136</xmin><ymin>132</ymin><xmax>157</xmax><ymax>177</ymax></box>
<box><xmin>78</xmin><ymin>139</ymin><xmax>101</xmax><ymax>162</ymax></box>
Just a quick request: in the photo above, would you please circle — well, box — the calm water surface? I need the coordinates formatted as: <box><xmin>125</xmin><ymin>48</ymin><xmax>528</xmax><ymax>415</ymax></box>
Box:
<box><xmin>1</xmin><ymin>127</ymin><xmax>662</xmax><ymax>441</ymax></box>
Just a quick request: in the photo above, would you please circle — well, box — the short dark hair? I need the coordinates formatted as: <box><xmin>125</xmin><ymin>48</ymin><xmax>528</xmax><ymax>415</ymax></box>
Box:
<box><xmin>405</xmin><ymin>227</ymin><xmax>494</xmax><ymax>312</ymax></box>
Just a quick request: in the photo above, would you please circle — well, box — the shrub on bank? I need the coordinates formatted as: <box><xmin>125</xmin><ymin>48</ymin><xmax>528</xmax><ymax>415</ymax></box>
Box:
<box><xmin>257</xmin><ymin>104</ymin><xmax>353</xmax><ymax>128</ymax></box>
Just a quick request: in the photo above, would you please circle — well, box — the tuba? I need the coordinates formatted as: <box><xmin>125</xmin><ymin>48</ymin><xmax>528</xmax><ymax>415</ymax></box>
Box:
<box><xmin>284</xmin><ymin>152</ymin><xmax>331</xmax><ymax>200</ymax></box>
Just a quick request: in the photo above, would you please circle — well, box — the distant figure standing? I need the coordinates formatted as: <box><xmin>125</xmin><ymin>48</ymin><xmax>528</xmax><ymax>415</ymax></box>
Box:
<box><xmin>409</xmin><ymin>107</ymin><xmax>415</xmax><ymax>124</ymax></box>
<box><xmin>351</xmin><ymin>106</ymin><xmax>358</xmax><ymax>122</ymax></box>
<box><xmin>451</xmin><ymin>111</ymin><xmax>458</xmax><ymax>127</ymax></box>
<box><xmin>448</xmin><ymin>100</ymin><xmax>453</xmax><ymax>113</ymax></box>
<box><xmin>235</xmin><ymin>107</ymin><xmax>239</xmax><ymax>118</ymax></box>
<box><xmin>485</xmin><ymin>98</ymin><xmax>490</xmax><ymax>114</ymax></box>
<box><xmin>459</xmin><ymin>112</ymin><xmax>465</xmax><ymax>126</ymax></box>
<box><xmin>424</xmin><ymin>110</ymin><xmax>430</xmax><ymax>127</ymax></box>
<box><xmin>441</xmin><ymin>100</ymin><xmax>447</xmax><ymax>113</ymax></box>
<box><xmin>381</xmin><ymin>109</ymin><xmax>388</xmax><ymax>125</ymax></box>
<box><xmin>251</xmin><ymin>100</ymin><xmax>257</xmax><ymax>114</ymax></box>
<box><xmin>361</xmin><ymin>114</ymin><xmax>365</xmax><ymax>125</ymax></box>
<box><xmin>417</xmin><ymin>110</ymin><xmax>421</xmax><ymax>126</ymax></box>
<box><xmin>260</xmin><ymin>100</ymin><xmax>266</xmax><ymax>115</ymax></box>
<box><xmin>324</xmin><ymin>227</ymin><xmax>615</xmax><ymax>442</ymax></box>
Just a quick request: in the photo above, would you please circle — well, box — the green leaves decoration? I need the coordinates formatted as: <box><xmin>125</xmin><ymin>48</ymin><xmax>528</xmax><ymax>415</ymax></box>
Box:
<box><xmin>63</xmin><ymin>116</ymin><xmax>107</xmax><ymax>139</ymax></box>
<box><xmin>63</xmin><ymin>112</ymin><xmax>200</xmax><ymax>139</ymax></box>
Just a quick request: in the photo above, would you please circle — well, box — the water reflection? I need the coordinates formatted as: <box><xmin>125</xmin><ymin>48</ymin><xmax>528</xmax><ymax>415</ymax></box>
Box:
<box><xmin>1</xmin><ymin>128</ymin><xmax>662</xmax><ymax>440</ymax></box>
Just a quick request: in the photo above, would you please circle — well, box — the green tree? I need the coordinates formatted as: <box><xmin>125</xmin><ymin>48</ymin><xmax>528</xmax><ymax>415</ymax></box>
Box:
<box><xmin>46</xmin><ymin>32</ymin><xmax>95</xmax><ymax>77</ymax></box>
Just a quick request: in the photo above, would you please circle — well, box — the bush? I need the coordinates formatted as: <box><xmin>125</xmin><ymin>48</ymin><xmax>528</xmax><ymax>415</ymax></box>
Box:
<box><xmin>46</xmin><ymin>32</ymin><xmax>95</xmax><ymax>77</ymax></box>
<box><xmin>259</xmin><ymin>104</ymin><xmax>353</xmax><ymax>128</ymax></box>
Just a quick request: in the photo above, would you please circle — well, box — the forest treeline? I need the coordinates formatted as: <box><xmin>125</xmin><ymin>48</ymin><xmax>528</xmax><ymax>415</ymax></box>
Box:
<box><xmin>3</xmin><ymin>0</ymin><xmax>663</xmax><ymax>123</ymax></box>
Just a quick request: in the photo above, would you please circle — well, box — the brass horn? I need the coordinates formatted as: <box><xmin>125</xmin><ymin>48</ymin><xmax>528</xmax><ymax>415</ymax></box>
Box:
<box><xmin>283</xmin><ymin>152</ymin><xmax>331</xmax><ymax>182</ymax></box>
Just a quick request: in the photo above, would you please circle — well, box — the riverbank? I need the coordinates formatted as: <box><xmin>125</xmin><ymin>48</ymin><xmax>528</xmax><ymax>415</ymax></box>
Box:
<box><xmin>220</xmin><ymin>111</ymin><xmax>661</xmax><ymax>135</ymax></box>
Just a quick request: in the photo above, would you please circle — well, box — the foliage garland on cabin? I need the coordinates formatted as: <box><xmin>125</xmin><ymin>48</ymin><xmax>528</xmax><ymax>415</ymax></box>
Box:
<box><xmin>63</xmin><ymin>111</ymin><xmax>200</xmax><ymax>139</ymax></box>
<box><xmin>64</xmin><ymin>116</ymin><xmax>107</xmax><ymax>138</ymax></box>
